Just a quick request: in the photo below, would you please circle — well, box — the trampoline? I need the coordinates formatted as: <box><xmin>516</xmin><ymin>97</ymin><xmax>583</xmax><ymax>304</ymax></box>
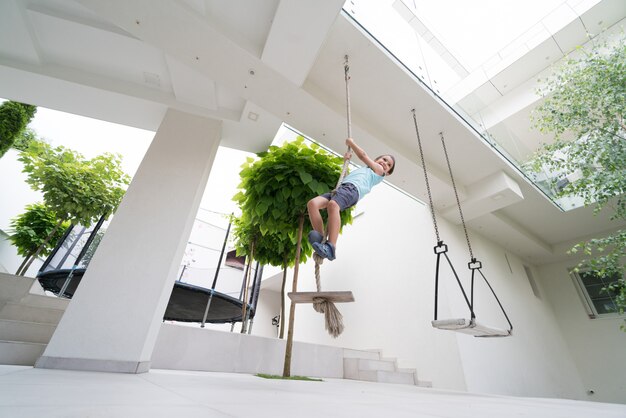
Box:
<box><xmin>164</xmin><ymin>281</ymin><xmax>253</xmax><ymax>323</ymax></box>
<box><xmin>38</xmin><ymin>268</ymin><xmax>85</xmax><ymax>298</ymax></box>
<box><xmin>36</xmin><ymin>216</ymin><xmax>262</xmax><ymax>325</ymax></box>
<box><xmin>38</xmin><ymin>268</ymin><xmax>253</xmax><ymax>324</ymax></box>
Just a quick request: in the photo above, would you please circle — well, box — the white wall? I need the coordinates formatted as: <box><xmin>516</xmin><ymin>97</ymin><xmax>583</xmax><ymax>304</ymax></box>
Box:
<box><xmin>537</xmin><ymin>256</ymin><xmax>626</xmax><ymax>404</ymax></box>
<box><xmin>0</xmin><ymin>149</ymin><xmax>42</xmax><ymax>232</ymax></box>
<box><xmin>152</xmin><ymin>323</ymin><xmax>344</xmax><ymax>378</ymax></box>
<box><xmin>251</xmin><ymin>288</ymin><xmax>282</xmax><ymax>338</ymax></box>
<box><xmin>0</xmin><ymin>230</ymin><xmax>19</xmax><ymax>273</ymax></box>
<box><xmin>0</xmin><ymin>230</ymin><xmax>43</xmax><ymax>276</ymax></box>
<box><xmin>0</xmin><ymin>149</ymin><xmax>45</xmax><ymax>276</ymax></box>
<box><xmin>449</xmin><ymin>231</ymin><xmax>585</xmax><ymax>399</ymax></box>
<box><xmin>254</xmin><ymin>181</ymin><xmax>588</xmax><ymax>399</ymax></box>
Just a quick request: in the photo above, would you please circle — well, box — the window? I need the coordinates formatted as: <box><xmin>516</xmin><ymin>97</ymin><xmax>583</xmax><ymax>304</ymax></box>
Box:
<box><xmin>571</xmin><ymin>270</ymin><xmax>623</xmax><ymax>319</ymax></box>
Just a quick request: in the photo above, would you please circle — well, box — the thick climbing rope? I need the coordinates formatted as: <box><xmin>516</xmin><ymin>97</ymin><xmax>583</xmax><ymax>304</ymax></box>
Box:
<box><xmin>312</xmin><ymin>55</ymin><xmax>353</xmax><ymax>338</ymax></box>
<box><xmin>334</xmin><ymin>55</ymin><xmax>353</xmax><ymax>193</ymax></box>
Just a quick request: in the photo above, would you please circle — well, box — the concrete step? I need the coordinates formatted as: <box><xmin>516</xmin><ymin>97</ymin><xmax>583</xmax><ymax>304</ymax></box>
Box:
<box><xmin>416</xmin><ymin>379</ymin><xmax>433</xmax><ymax>388</ymax></box>
<box><xmin>20</xmin><ymin>294</ymin><xmax>69</xmax><ymax>311</ymax></box>
<box><xmin>0</xmin><ymin>273</ymin><xmax>36</xmax><ymax>303</ymax></box>
<box><xmin>344</xmin><ymin>357</ymin><xmax>399</xmax><ymax>381</ymax></box>
<box><xmin>0</xmin><ymin>319</ymin><xmax>56</xmax><ymax>344</ymax></box>
<box><xmin>343</xmin><ymin>348</ymin><xmax>381</xmax><ymax>360</ymax></box>
<box><xmin>358</xmin><ymin>369</ymin><xmax>416</xmax><ymax>385</ymax></box>
<box><xmin>0</xmin><ymin>302</ymin><xmax>65</xmax><ymax>325</ymax></box>
<box><xmin>0</xmin><ymin>340</ymin><xmax>46</xmax><ymax>366</ymax></box>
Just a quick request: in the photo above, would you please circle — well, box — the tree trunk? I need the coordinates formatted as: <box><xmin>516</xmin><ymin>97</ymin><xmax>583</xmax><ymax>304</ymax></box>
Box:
<box><xmin>14</xmin><ymin>249</ymin><xmax>34</xmax><ymax>276</ymax></box>
<box><xmin>240</xmin><ymin>239</ymin><xmax>255</xmax><ymax>333</ymax></box>
<box><xmin>279</xmin><ymin>259</ymin><xmax>287</xmax><ymax>339</ymax></box>
<box><xmin>283</xmin><ymin>213</ymin><xmax>305</xmax><ymax>377</ymax></box>
<box><xmin>16</xmin><ymin>219</ymin><xmax>65</xmax><ymax>276</ymax></box>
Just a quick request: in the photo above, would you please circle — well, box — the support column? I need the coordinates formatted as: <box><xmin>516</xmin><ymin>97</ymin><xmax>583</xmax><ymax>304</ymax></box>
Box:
<box><xmin>36</xmin><ymin>109</ymin><xmax>220</xmax><ymax>373</ymax></box>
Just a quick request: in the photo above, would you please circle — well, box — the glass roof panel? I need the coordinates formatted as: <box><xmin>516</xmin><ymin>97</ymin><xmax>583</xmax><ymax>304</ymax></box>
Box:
<box><xmin>343</xmin><ymin>0</ymin><xmax>621</xmax><ymax>210</ymax></box>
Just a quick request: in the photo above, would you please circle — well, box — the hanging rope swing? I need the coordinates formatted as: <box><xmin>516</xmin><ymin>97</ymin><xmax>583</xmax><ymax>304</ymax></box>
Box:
<box><xmin>411</xmin><ymin>109</ymin><xmax>513</xmax><ymax>338</ymax></box>
<box><xmin>287</xmin><ymin>55</ymin><xmax>355</xmax><ymax>338</ymax></box>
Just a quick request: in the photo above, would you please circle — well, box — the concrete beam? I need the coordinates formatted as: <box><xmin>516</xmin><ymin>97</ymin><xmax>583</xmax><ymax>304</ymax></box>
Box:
<box><xmin>442</xmin><ymin>171</ymin><xmax>523</xmax><ymax>223</ymax></box>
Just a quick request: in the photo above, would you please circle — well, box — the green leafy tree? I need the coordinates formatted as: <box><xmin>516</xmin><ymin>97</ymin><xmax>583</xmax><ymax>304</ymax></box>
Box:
<box><xmin>232</xmin><ymin>137</ymin><xmax>352</xmax><ymax>372</ymax></box>
<box><xmin>0</xmin><ymin>101</ymin><xmax>37</xmax><ymax>158</ymax></box>
<box><xmin>232</xmin><ymin>216</ymin><xmax>300</xmax><ymax>338</ymax></box>
<box><xmin>15</xmin><ymin>140</ymin><xmax>130</xmax><ymax>276</ymax></box>
<box><xmin>530</xmin><ymin>38</ymin><xmax>625</xmax><ymax>326</ymax></box>
<box><xmin>12</xmin><ymin>127</ymin><xmax>39</xmax><ymax>152</ymax></box>
<box><xmin>233</xmin><ymin>137</ymin><xmax>351</xmax><ymax>242</ymax></box>
<box><xmin>8</xmin><ymin>202</ymin><xmax>70</xmax><ymax>258</ymax></box>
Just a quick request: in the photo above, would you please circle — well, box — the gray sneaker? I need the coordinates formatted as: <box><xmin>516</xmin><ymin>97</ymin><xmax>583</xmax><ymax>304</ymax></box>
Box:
<box><xmin>308</xmin><ymin>230</ymin><xmax>324</xmax><ymax>244</ymax></box>
<box><xmin>312</xmin><ymin>242</ymin><xmax>336</xmax><ymax>261</ymax></box>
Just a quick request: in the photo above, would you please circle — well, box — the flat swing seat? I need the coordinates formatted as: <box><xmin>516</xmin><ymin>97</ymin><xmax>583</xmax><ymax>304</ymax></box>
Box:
<box><xmin>288</xmin><ymin>291</ymin><xmax>354</xmax><ymax>304</ymax></box>
<box><xmin>432</xmin><ymin>318</ymin><xmax>511</xmax><ymax>338</ymax></box>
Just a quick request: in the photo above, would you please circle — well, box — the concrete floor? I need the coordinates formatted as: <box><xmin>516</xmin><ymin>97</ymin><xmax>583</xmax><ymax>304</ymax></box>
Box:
<box><xmin>0</xmin><ymin>365</ymin><xmax>623</xmax><ymax>418</ymax></box>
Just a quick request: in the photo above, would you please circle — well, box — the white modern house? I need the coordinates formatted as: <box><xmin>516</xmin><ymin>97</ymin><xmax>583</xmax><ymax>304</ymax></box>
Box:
<box><xmin>0</xmin><ymin>0</ymin><xmax>624</xmax><ymax>411</ymax></box>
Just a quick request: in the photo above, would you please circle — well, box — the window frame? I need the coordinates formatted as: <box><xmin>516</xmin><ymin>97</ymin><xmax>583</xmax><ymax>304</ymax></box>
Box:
<box><xmin>570</xmin><ymin>269</ymin><xmax>624</xmax><ymax>319</ymax></box>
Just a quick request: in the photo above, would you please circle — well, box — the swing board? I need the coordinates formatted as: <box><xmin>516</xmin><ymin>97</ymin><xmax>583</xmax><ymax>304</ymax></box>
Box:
<box><xmin>432</xmin><ymin>318</ymin><xmax>511</xmax><ymax>337</ymax></box>
<box><xmin>288</xmin><ymin>291</ymin><xmax>354</xmax><ymax>304</ymax></box>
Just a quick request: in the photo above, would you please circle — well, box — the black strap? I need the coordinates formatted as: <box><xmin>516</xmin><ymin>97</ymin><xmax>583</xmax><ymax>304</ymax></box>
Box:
<box><xmin>471</xmin><ymin>265</ymin><xmax>513</xmax><ymax>333</ymax></box>
<box><xmin>433</xmin><ymin>242</ymin><xmax>474</xmax><ymax>321</ymax></box>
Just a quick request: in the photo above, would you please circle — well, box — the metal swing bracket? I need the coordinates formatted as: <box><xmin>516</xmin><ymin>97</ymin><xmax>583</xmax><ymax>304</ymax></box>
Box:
<box><xmin>434</xmin><ymin>241</ymin><xmax>448</xmax><ymax>254</ymax></box>
<box><xmin>468</xmin><ymin>258</ymin><xmax>482</xmax><ymax>270</ymax></box>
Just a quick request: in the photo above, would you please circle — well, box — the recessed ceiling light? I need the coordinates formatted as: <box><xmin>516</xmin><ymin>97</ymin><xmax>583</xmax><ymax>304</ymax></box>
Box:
<box><xmin>247</xmin><ymin>111</ymin><xmax>259</xmax><ymax>122</ymax></box>
<box><xmin>143</xmin><ymin>72</ymin><xmax>161</xmax><ymax>87</ymax></box>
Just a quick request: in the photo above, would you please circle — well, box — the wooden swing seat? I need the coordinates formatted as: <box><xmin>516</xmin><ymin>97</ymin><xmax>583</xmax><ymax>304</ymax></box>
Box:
<box><xmin>431</xmin><ymin>318</ymin><xmax>511</xmax><ymax>338</ymax></box>
<box><xmin>288</xmin><ymin>291</ymin><xmax>354</xmax><ymax>304</ymax></box>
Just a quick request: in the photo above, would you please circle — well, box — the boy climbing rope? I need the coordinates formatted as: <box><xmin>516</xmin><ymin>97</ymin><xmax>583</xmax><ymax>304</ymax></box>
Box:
<box><xmin>307</xmin><ymin>137</ymin><xmax>395</xmax><ymax>260</ymax></box>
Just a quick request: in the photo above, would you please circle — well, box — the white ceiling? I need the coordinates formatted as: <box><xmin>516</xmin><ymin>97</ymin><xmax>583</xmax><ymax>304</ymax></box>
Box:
<box><xmin>0</xmin><ymin>0</ymin><xmax>623</xmax><ymax>266</ymax></box>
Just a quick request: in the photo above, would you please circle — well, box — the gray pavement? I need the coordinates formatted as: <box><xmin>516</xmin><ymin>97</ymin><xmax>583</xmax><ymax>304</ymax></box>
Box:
<box><xmin>0</xmin><ymin>365</ymin><xmax>624</xmax><ymax>417</ymax></box>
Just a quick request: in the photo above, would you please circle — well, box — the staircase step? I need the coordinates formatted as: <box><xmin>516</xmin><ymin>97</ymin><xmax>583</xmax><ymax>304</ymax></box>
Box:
<box><xmin>357</xmin><ymin>358</ymin><xmax>396</xmax><ymax>371</ymax></box>
<box><xmin>20</xmin><ymin>294</ymin><xmax>69</xmax><ymax>310</ymax></box>
<box><xmin>0</xmin><ymin>319</ymin><xmax>56</xmax><ymax>344</ymax></box>
<box><xmin>344</xmin><ymin>357</ymin><xmax>397</xmax><ymax>380</ymax></box>
<box><xmin>0</xmin><ymin>340</ymin><xmax>45</xmax><ymax>366</ymax></box>
<box><xmin>343</xmin><ymin>348</ymin><xmax>381</xmax><ymax>360</ymax></box>
<box><xmin>0</xmin><ymin>302</ymin><xmax>65</xmax><ymax>325</ymax></box>
<box><xmin>358</xmin><ymin>369</ymin><xmax>416</xmax><ymax>385</ymax></box>
<box><xmin>0</xmin><ymin>273</ymin><xmax>36</xmax><ymax>303</ymax></box>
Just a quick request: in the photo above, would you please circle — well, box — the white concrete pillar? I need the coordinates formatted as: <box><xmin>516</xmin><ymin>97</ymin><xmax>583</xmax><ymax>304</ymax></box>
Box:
<box><xmin>36</xmin><ymin>109</ymin><xmax>221</xmax><ymax>373</ymax></box>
